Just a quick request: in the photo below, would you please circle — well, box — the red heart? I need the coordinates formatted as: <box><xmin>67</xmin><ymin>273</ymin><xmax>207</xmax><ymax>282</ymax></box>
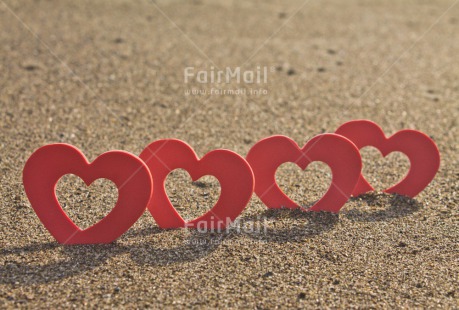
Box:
<box><xmin>23</xmin><ymin>144</ymin><xmax>153</xmax><ymax>244</ymax></box>
<box><xmin>335</xmin><ymin>120</ymin><xmax>440</xmax><ymax>197</ymax></box>
<box><xmin>246</xmin><ymin>134</ymin><xmax>362</xmax><ymax>213</ymax></box>
<box><xmin>139</xmin><ymin>139</ymin><xmax>254</xmax><ymax>229</ymax></box>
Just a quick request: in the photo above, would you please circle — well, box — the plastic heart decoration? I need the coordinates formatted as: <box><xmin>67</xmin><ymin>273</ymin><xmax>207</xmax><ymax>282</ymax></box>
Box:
<box><xmin>139</xmin><ymin>139</ymin><xmax>254</xmax><ymax>229</ymax></box>
<box><xmin>23</xmin><ymin>144</ymin><xmax>153</xmax><ymax>244</ymax></box>
<box><xmin>335</xmin><ymin>120</ymin><xmax>440</xmax><ymax>197</ymax></box>
<box><xmin>246</xmin><ymin>134</ymin><xmax>362</xmax><ymax>212</ymax></box>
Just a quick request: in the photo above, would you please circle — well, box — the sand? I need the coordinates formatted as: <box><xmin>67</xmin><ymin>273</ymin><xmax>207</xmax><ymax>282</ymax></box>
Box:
<box><xmin>1</xmin><ymin>0</ymin><xmax>458</xmax><ymax>308</ymax></box>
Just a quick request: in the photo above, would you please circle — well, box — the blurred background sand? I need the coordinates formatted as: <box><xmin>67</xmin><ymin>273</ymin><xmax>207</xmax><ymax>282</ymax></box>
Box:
<box><xmin>0</xmin><ymin>0</ymin><xmax>458</xmax><ymax>308</ymax></box>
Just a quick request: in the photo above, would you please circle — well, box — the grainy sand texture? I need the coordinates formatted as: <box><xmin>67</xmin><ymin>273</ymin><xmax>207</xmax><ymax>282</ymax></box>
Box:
<box><xmin>1</xmin><ymin>0</ymin><xmax>458</xmax><ymax>308</ymax></box>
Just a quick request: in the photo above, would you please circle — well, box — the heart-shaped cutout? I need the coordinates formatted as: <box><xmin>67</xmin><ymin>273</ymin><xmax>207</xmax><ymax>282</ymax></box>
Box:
<box><xmin>246</xmin><ymin>134</ymin><xmax>362</xmax><ymax>213</ymax></box>
<box><xmin>359</xmin><ymin>147</ymin><xmax>410</xmax><ymax>192</ymax></box>
<box><xmin>165</xmin><ymin>169</ymin><xmax>220</xmax><ymax>221</ymax></box>
<box><xmin>57</xmin><ymin>175</ymin><xmax>118</xmax><ymax>230</ymax></box>
<box><xmin>23</xmin><ymin>144</ymin><xmax>153</xmax><ymax>244</ymax></box>
<box><xmin>139</xmin><ymin>139</ymin><xmax>254</xmax><ymax>229</ymax></box>
<box><xmin>335</xmin><ymin>120</ymin><xmax>440</xmax><ymax>197</ymax></box>
<box><xmin>275</xmin><ymin>161</ymin><xmax>332</xmax><ymax>209</ymax></box>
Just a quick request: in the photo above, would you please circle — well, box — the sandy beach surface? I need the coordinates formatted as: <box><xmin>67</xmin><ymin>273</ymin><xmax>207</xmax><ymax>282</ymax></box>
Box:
<box><xmin>1</xmin><ymin>0</ymin><xmax>458</xmax><ymax>308</ymax></box>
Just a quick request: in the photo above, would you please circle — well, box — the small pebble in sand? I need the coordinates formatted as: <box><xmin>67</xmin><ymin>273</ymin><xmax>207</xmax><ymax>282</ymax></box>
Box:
<box><xmin>262</xmin><ymin>271</ymin><xmax>274</xmax><ymax>278</ymax></box>
<box><xmin>22</xmin><ymin>63</ymin><xmax>40</xmax><ymax>71</ymax></box>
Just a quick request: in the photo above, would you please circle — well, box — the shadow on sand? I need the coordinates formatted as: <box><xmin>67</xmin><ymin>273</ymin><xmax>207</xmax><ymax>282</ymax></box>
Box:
<box><xmin>343</xmin><ymin>192</ymin><xmax>423</xmax><ymax>222</ymax></box>
<box><xmin>1</xmin><ymin>193</ymin><xmax>422</xmax><ymax>285</ymax></box>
